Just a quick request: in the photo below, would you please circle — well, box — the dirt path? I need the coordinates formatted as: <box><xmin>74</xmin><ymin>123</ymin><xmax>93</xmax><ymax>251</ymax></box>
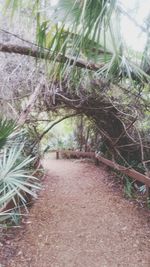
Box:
<box><xmin>1</xmin><ymin>153</ymin><xmax>150</xmax><ymax>267</ymax></box>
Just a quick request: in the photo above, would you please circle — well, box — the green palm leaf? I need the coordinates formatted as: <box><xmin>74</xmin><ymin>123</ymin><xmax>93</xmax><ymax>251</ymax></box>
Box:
<box><xmin>0</xmin><ymin>146</ymin><xmax>40</xmax><ymax>209</ymax></box>
<box><xmin>0</xmin><ymin>119</ymin><xmax>16</xmax><ymax>150</ymax></box>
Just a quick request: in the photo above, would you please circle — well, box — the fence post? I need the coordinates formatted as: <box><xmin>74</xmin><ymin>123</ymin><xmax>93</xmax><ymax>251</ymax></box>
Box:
<box><xmin>94</xmin><ymin>152</ymin><xmax>99</xmax><ymax>166</ymax></box>
<box><xmin>95</xmin><ymin>157</ymin><xmax>99</xmax><ymax>166</ymax></box>
<box><xmin>56</xmin><ymin>151</ymin><xmax>59</xmax><ymax>159</ymax></box>
<box><xmin>146</xmin><ymin>186</ymin><xmax>150</xmax><ymax>199</ymax></box>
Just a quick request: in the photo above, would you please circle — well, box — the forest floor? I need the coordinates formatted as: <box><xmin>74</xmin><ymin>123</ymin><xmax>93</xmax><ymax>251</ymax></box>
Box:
<box><xmin>0</xmin><ymin>153</ymin><xmax>150</xmax><ymax>267</ymax></box>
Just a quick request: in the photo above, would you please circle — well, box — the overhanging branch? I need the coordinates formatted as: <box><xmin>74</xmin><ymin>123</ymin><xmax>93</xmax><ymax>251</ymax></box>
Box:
<box><xmin>39</xmin><ymin>112</ymin><xmax>79</xmax><ymax>141</ymax></box>
<box><xmin>0</xmin><ymin>43</ymin><xmax>103</xmax><ymax>71</ymax></box>
<box><xmin>29</xmin><ymin>112</ymin><xmax>80</xmax><ymax>153</ymax></box>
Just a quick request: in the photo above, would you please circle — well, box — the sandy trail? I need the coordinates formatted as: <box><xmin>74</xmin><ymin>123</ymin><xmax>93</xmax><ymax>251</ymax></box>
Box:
<box><xmin>1</xmin><ymin>153</ymin><xmax>150</xmax><ymax>267</ymax></box>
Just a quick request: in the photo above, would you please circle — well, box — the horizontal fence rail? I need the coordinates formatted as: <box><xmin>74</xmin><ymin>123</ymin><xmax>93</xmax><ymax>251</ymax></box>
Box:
<box><xmin>57</xmin><ymin>150</ymin><xmax>150</xmax><ymax>188</ymax></box>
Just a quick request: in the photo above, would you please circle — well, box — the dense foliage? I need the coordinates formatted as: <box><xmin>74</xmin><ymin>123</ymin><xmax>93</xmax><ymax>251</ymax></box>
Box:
<box><xmin>0</xmin><ymin>119</ymin><xmax>40</xmax><ymax>226</ymax></box>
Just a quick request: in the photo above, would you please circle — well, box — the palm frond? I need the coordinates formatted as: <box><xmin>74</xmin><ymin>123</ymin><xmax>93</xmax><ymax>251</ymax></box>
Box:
<box><xmin>0</xmin><ymin>146</ymin><xmax>40</xmax><ymax>209</ymax></box>
<box><xmin>4</xmin><ymin>0</ymin><xmax>150</xmax><ymax>84</ymax></box>
<box><xmin>0</xmin><ymin>119</ymin><xmax>16</xmax><ymax>150</ymax></box>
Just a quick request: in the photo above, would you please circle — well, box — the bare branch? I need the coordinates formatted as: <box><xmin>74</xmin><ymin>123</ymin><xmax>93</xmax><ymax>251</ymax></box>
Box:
<box><xmin>38</xmin><ymin>113</ymin><xmax>80</xmax><ymax>142</ymax></box>
<box><xmin>114</xmin><ymin>116</ymin><xmax>137</xmax><ymax>146</ymax></box>
<box><xmin>30</xmin><ymin>112</ymin><xmax>80</xmax><ymax>153</ymax></box>
<box><xmin>0</xmin><ymin>43</ymin><xmax>103</xmax><ymax>71</ymax></box>
<box><xmin>18</xmin><ymin>79</ymin><xmax>44</xmax><ymax>125</ymax></box>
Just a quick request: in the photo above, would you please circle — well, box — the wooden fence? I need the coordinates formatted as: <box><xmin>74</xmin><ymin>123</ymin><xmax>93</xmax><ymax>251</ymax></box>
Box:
<box><xmin>56</xmin><ymin>150</ymin><xmax>150</xmax><ymax>191</ymax></box>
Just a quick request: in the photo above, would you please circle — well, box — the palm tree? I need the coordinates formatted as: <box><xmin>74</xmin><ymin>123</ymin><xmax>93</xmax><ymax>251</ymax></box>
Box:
<box><xmin>0</xmin><ymin>119</ymin><xmax>15</xmax><ymax>149</ymax></box>
<box><xmin>0</xmin><ymin>118</ymin><xmax>40</xmax><ymax>225</ymax></box>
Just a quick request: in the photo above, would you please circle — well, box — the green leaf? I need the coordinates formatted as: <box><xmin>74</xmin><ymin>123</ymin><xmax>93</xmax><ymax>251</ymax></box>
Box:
<box><xmin>0</xmin><ymin>119</ymin><xmax>16</xmax><ymax>149</ymax></box>
<box><xmin>0</xmin><ymin>146</ymin><xmax>40</xmax><ymax>209</ymax></box>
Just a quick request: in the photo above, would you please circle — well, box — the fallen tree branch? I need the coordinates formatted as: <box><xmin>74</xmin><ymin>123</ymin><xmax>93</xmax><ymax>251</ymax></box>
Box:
<box><xmin>0</xmin><ymin>43</ymin><xmax>103</xmax><ymax>71</ymax></box>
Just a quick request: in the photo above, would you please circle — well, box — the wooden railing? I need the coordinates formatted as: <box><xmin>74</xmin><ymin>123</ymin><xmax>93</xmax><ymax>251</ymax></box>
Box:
<box><xmin>56</xmin><ymin>150</ymin><xmax>150</xmax><ymax>192</ymax></box>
